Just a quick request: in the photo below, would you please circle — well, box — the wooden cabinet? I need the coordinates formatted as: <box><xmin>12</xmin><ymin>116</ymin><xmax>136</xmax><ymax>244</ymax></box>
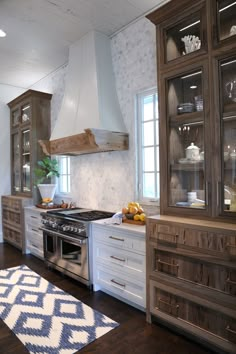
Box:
<box><xmin>146</xmin><ymin>215</ymin><xmax>236</xmax><ymax>353</ymax></box>
<box><xmin>147</xmin><ymin>0</ymin><xmax>236</xmax><ymax>221</ymax></box>
<box><xmin>24</xmin><ymin>206</ymin><xmax>46</xmax><ymax>259</ymax></box>
<box><xmin>8</xmin><ymin>90</ymin><xmax>52</xmax><ymax>204</ymax></box>
<box><xmin>92</xmin><ymin>220</ymin><xmax>146</xmax><ymax>310</ymax></box>
<box><xmin>1</xmin><ymin>195</ymin><xmax>32</xmax><ymax>252</ymax></box>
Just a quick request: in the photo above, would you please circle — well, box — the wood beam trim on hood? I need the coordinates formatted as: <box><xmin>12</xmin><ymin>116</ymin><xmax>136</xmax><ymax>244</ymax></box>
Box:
<box><xmin>38</xmin><ymin>129</ymin><xmax>129</xmax><ymax>156</ymax></box>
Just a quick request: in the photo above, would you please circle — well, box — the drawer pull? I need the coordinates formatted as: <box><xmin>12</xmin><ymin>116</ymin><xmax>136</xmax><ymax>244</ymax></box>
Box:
<box><xmin>110</xmin><ymin>255</ymin><xmax>125</xmax><ymax>262</ymax></box>
<box><xmin>157</xmin><ymin>298</ymin><xmax>179</xmax><ymax>316</ymax></box>
<box><xmin>30</xmin><ymin>216</ymin><xmax>37</xmax><ymax>219</ymax></box>
<box><xmin>226</xmin><ymin>326</ymin><xmax>236</xmax><ymax>335</ymax></box>
<box><xmin>226</xmin><ymin>278</ymin><xmax>236</xmax><ymax>285</ymax></box>
<box><xmin>111</xmin><ymin>279</ymin><xmax>126</xmax><ymax>287</ymax></box>
<box><xmin>32</xmin><ymin>228</ymin><xmax>38</xmax><ymax>232</ymax></box>
<box><xmin>109</xmin><ymin>236</ymin><xmax>125</xmax><ymax>242</ymax></box>
<box><xmin>157</xmin><ymin>259</ymin><xmax>179</xmax><ymax>268</ymax></box>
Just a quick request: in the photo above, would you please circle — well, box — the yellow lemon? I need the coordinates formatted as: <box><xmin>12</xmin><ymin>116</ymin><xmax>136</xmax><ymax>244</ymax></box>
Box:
<box><xmin>134</xmin><ymin>214</ymin><xmax>141</xmax><ymax>221</ymax></box>
<box><xmin>140</xmin><ymin>213</ymin><xmax>146</xmax><ymax>222</ymax></box>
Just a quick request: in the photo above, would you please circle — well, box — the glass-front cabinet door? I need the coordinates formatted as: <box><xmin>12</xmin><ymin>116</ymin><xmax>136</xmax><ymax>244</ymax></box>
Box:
<box><xmin>219</xmin><ymin>55</ymin><xmax>236</xmax><ymax>213</ymax></box>
<box><xmin>10</xmin><ymin>99</ymin><xmax>31</xmax><ymax>196</ymax></box>
<box><xmin>214</xmin><ymin>0</ymin><xmax>236</xmax><ymax>44</ymax></box>
<box><xmin>166</xmin><ymin>64</ymin><xmax>209</xmax><ymax>213</ymax></box>
<box><xmin>160</xmin><ymin>2</ymin><xmax>206</xmax><ymax>65</ymax></box>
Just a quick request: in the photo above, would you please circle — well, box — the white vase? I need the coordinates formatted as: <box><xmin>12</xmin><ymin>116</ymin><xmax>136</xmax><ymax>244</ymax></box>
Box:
<box><xmin>37</xmin><ymin>184</ymin><xmax>57</xmax><ymax>201</ymax></box>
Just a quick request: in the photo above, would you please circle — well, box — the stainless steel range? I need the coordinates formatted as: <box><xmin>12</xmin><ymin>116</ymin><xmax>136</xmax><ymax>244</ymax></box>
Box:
<box><xmin>41</xmin><ymin>208</ymin><xmax>114</xmax><ymax>286</ymax></box>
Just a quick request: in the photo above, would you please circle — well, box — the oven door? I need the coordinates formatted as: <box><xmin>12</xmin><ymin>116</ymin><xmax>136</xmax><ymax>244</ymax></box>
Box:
<box><xmin>43</xmin><ymin>229</ymin><xmax>89</xmax><ymax>282</ymax></box>
<box><xmin>57</xmin><ymin>235</ymin><xmax>89</xmax><ymax>281</ymax></box>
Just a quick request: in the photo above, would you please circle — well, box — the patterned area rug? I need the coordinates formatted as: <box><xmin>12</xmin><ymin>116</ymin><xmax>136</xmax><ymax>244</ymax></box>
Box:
<box><xmin>0</xmin><ymin>265</ymin><xmax>119</xmax><ymax>354</ymax></box>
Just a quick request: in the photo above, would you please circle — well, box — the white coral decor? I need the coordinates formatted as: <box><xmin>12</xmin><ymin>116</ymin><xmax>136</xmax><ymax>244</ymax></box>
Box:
<box><xmin>181</xmin><ymin>35</ymin><xmax>201</xmax><ymax>55</ymax></box>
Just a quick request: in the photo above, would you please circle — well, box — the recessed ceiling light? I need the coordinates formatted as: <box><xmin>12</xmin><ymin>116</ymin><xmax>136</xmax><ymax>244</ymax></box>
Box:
<box><xmin>0</xmin><ymin>29</ymin><xmax>6</xmax><ymax>37</ymax></box>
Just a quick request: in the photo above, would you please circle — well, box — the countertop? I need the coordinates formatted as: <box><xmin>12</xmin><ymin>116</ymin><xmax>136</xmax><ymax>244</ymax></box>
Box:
<box><xmin>91</xmin><ymin>218</ymin><xmax>146</xmax><ymax>235</ymax></box>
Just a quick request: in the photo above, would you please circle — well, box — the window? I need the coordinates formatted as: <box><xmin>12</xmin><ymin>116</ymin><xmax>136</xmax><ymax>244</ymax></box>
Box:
<box><xmin>137</xmin><ymin>88</ymin><xmax>159</xmax><ymax>203</ymax></box>
<box><xmin>57</xmin><ymin>156</ymin><xmax>71</xmax><ymax>194</ymax></box>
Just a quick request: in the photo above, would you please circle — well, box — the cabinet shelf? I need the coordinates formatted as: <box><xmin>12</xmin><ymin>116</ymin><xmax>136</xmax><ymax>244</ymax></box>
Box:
<box><xmin>170</xmin><ymin>111</ymin><xmax>203</xmax><ymax>126</ymax></box>
<box><xmin>171</xmin><ymin>162</ymin><xmax>204</xmax><ymax>171</ymax></box>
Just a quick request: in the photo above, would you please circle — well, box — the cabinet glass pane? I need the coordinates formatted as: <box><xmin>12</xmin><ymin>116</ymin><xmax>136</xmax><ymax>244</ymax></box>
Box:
<box><xmin>167</xmin><ymin>70</ymin><xmax>205</xmax><ymax>209</ymax></box>
<box><xmin>21</xmin><ymin>103</ymin><xmax>31</xmax><ymax>123</ymax></box>
<box><xmin>217</xmin><ymin>0</ymin><xmax>236</xmax><ymax>41</ymax></box>
<box><xmin>165</xmin><ymin>12</ymin><xmax>201</xmax><ymax>62</ymax></box>
<box><xmin>12</xmin><ymin>108</ymin><xmax>20</xmax><ymax>127</ymax></box>
<box><xmin>12</xmin><ymin>133</ymin><xmax>20</xmax><ymax>192</ymax></box>
<box><xmin>22</xmin><ymin>129</ymin><xmax>31</xmax><ymax>192</ymax></box>
<box><xmin>220</xmin><ymin>56</ymin><xmax>236</xmax><ymax>212</ymax></box>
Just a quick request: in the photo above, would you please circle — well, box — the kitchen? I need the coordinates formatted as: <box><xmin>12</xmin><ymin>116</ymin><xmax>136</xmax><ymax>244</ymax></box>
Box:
<box><xmin>0</xmin><ymin>1</ymin><xmax>236</xmax><ymax>354</ymax></box>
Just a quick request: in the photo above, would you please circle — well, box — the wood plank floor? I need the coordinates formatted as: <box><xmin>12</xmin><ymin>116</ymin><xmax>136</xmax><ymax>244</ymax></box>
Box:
<box><xmin>0</xmin><ymin>243</ymin><xmax>216</xmax><ymax>354</ymax></box>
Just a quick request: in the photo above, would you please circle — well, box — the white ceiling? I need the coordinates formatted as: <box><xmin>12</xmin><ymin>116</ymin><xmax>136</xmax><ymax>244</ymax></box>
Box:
<box><xmin>0</xmin><ymin>0</ymin><xmax>168</xmax><ymax>90</ymax></box>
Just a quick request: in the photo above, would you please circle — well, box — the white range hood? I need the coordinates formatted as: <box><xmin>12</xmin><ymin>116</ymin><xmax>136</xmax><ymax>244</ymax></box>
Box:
<box><xmin>39</xmin><ymin>31</ymin><xmax>128</xmax><ymax>156</ymax></box>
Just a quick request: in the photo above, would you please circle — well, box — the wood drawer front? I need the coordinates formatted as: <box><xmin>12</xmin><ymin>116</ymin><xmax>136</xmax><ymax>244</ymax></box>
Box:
<box><xmin>93</xmin><ymin>228</ymin><xmax>145</xmax><ymax>254</ymax></box>
<box><xmin>3</xmin><ymin>225</ymin><xmax>22</xmax><ymax>248</ymax></box>
<box><xmin>149</xmin><ymin>223</ymin><xmax>184</xmax><ymax>244</ymax></box>
<box><xmin>26</xmin><ymin>222</ymin><xmax>42</xmax><ymax>235</ymax></box>
<box><xmin>27</xmin><ymin>232</ymin><xmax>43</xmax><ymax>250</ymax></box>
<box><xmin>152</xmin><ymin>248</ymin><xmax>236</xmax><ymax>296</ymax></box>
<box><xmin>94</xmin><ymin>243</ymin><xmax>145</xmax><ymax>280</ymax></box>
<box><xmin>2</xmin><ymin>196</ymin><xmax>21</xmax><ymax>211</ymax></box>
<box><xmin>94</xmin><ymin>266</ymin><xmax>146</xmax><ymax>308</ymax></box>
<box><xmin>182</xmin><ymin>229</ymin><xmax>236</xmax><ymax>259</ymax></box>
<box><xmin>2</xmin><ymin>209</ymin><xmax>21</xmax><ymax>227</ymax></box>
<box><xmin>150</xmin><ymin>281</ymin><xmax>236</xmax><ymax>345</ymax></box>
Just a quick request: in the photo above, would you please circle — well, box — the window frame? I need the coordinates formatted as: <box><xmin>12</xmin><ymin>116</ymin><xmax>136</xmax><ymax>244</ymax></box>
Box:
<box><xmin>56</xmin><ymin>155</ymin><xmax>71</xmax><ymax>196</ymax></box>
<box><xmin>136</xmin><ymin>87</ymin><xmax>159</xmax><ymax>205</ymax></box>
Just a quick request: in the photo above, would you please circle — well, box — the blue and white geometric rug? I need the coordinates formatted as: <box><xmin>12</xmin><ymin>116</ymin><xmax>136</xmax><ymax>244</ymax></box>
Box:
<box><xmin>0</xmin><ymin>265</ymin><xmax>119</xmax><ymax>354</ymax></box>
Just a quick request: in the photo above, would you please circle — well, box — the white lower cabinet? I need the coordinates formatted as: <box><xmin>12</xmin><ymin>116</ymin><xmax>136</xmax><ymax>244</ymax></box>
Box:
<box><xmin>24</xmin><ymin>206</ymin><xmax>45</xmax><ymax>259</ymax></box>
<box><xmin>91</xmin><ymin>220</ymin><xmax>146</xmax><ymax>310</ymax></box>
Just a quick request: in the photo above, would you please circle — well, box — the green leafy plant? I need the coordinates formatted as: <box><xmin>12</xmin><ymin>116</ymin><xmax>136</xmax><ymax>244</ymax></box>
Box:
<box><xmin>34</xmin><ymin>156</ymin><xmax>60</xmax><ymax>185</ymax></box>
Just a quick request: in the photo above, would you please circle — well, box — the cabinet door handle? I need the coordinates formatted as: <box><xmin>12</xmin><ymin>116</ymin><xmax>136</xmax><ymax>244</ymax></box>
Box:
<box><xmin>226</xmin><ymin>326</ymin><xmax>236</xmax><ymax>335</ymax></box>
<box><xmin>157</xmin><ymin>259</ymin><xmax>179</xmax><ymax>268</ymax></box>
<box><xmin>156</xmin><ymin>298</ymin><xmax>179</xmax><ymax>316</ymax></box>
<box><xmin>109</xmin><ymin>236</ymin><xmax>124</xmax><ymax>242</ymax></box>
<box><xmin>226</xmin><ymin>278</ymin><xmax>236</xmax><ymax>285</ymax></box>
<box><xmin>30</xmin><ymin>216</ymin><xmax>37</xmax><ymax>219</ymax></box>
<box><xmin>111</xmin><ymin>279</ymin><xmax>126</xmax><ymax>287</ymax></box>
<box><xmin>110</xmin><ymin>255</ymin><xmax>125</xmax><ymax>262</ymax></box>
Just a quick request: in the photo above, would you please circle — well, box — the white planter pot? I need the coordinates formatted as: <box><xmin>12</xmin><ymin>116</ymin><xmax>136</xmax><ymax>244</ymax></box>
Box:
<box><xmin>37</xmin><ymin>184</ymin><xmax>57</xmax><ymax>201</ymax></box>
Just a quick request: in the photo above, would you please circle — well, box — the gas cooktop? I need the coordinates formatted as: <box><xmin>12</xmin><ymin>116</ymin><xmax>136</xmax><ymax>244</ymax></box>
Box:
<box><xmin>45</xmin><ymin>208</ymin><xmax>114</xmax><ymax>221</ymax></box>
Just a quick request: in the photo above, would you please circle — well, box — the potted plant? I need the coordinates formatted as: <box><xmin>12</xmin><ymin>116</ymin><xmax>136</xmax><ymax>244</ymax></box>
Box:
<box><xmin>34</xmin><ymin>156</ymin><xmax>60</xmax><ymax>203</ymax></box>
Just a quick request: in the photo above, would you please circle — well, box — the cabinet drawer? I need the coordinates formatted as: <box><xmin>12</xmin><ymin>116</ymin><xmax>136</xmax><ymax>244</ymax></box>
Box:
<box><xmin>27</xmin><ymin>234</ymin><xmax>43</xmax><ymax>252</ymax></box>
<box><xmin>3</xmin><ymin>224</ymin><xmax>22</xmax><ymax>248</ymax></box>
<box><xmin>150</xmin><ymin>280</ymin><xmax>236</xmax><ymax>346</ymax></box>
<box><xmin>2</xmin><ymin>196</ymin><xmax>21</xmax><ymax>211</ymax></box>
<box><xmin>93</xmin><ymin>227</ymin><xmax>145</xmax><ymax>254</ymax></box>
<box><xmin>152</xmin><ymin>247</ymin><xmax>236</xmax><ymax>296</ymax></box>
<box><xmin>151</xmin><ymin>222</ymin><xmax>236</xmax><ymax>260</ymax></box>
<box><xmin>94</xmin><ymin>242</ymin><xmax>145</xmax><ymax>280</ymax></box>
<box><xmin>149</xmin><ymin>223</ymin><xmax>184</xmax><ymax>244</ymax></box>
<box><xmin>25</xmin><ymin>210</ymin><xmax>43</xmax><ymax>227</ymax></box>
<box><xmin>2</xmin><ymin>209</ymin><xmax>21</xmax><ymax>228</ymax></box>
<box><xmin>94</xmin><ymin>266</ymin><xmax>146</xmax><ymax>308</ymax></box>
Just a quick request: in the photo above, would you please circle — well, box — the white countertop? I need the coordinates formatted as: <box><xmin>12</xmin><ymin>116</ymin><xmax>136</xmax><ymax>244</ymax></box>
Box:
<box><xmin>92</xmin><ymin>218</ymin><xmax>146</xmax><ymax>235</ymax></box>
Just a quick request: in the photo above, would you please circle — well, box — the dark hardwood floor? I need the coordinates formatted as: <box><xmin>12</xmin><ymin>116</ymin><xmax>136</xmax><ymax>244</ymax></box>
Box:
<box><xmin>0</xmin><ymin>243</ymin><xmax>216</xmax><ymax>354</ymax></box>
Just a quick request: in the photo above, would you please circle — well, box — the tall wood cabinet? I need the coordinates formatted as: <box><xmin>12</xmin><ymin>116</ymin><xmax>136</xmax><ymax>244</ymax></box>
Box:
<box><xmin>2</xmin><ymin>90</ymin><xmax>52</xmax><ymax>252</ymax></box>
<box><xmin>8</xmin><ymin>89</ymin><xmax>52</xmax><ymax>203</ymax></box>
<box><xmin>147</xmin><ymin>0</ymin><xmax>236</xmax><ymax>220</ymax></box>
<box><xmin>146</xmin><ymin>1</ymin><xmax>236</xmax><ymax>353</ymax></box>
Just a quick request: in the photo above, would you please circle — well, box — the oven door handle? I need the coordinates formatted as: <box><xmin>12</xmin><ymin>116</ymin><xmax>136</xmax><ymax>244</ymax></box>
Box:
<box><xmin>41</xmin><ymin>227</ymin><xmax>87</xmax><ymax>244</ymax></box>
